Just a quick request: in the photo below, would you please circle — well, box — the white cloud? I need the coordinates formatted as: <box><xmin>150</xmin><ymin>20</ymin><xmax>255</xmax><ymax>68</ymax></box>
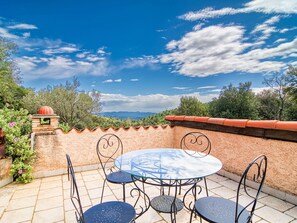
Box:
<box><xmin>245</xmin><ymin>0</ymin><xmax>297</xmax><ymax>14</ymax></box>
<box><xmin>208</xmin><ymin>89</ymin><xmax>221</xmax><ymax>92</ymax></box>
<box><xmin>103</xmin><ymin>79</ymin><xmax>113</xmax><ymax>83</ymax></box>
<box><xmin>86</xmin><ymin>54</ymin><xmax>104</xmax><ymax>62</ymax></box>
<box><xmin>22</xmin><ymin>32</ymin><xmax>31</xmax><ymax>38</ymax></box>
<box><xmin>0</xmin><ymin>27</ymin><xmax>19</xmax><ymax>39</ymax></box>
<box><xmin>179</xmin><ymin>7</ymin><xmax>246</xmax><ymax>21</ymax></box>
<box><xmin>160</xmin><ymin>25</ymin><xmax>297</xmax><ymax>77</ymax></box>
<box><xmin>114</xmin><ymin>79</ymin><xmax>122</xmax><ymax>82</ymax></box>
<box><xmin>42</xmin><ymin>46</ymin><xmax>79</xmax><ymax>55</ymax></box>
<box><xmin>197</xmin><ymin>86</ymin><xmax>216</xmax><ymax>89</ymax></box>
<box><xmin>274</xmin><ymin>38</ymin><xmax>287</xmax><ymax>44</ymax></box>
<box><xmin>76</xmin><ymin>52</ymin><xmax>88</xmax><ymax>58</ymax></box>
<box><xmin>18</xmin><ymin>56</ymin><xmax>110</xmax><ymax>80</ymax></box>
<box><xmin>101</xmin><ymin>92</ymin><xmax>218</xmax><ymax>112</ymax></box>
<box><xmin>251</xmin><ymin>16</ymin><xmax>280</xmax><ymax>41</ymax></box>
<box><xmin>15</xmin><ymin>57</ymin><xmax>37</xmax><ymax>72</ymax></box>
<box><xmin>122</xmin><ymin>56</ymin><xmax>159</xmax><ymax>70</ymax></box>
<box><xmin>172</xmin><ymin>87</ymin><xmax>189</xmax><ymax>90</ymax></box>
<box><xmin>179</xmin><ymin>0</ymin><xmax>297</xmax><ymax>21</ymax></box>
<box><xmin>97</xmin><ymin>47</ymin><xmax>110</xmax><ymax>55</ymax></box>
<box><xmin>7</xmin><ymin>23</ymin><xmax>38</xmax><ymax>30</ymax></box>
<box><xmin>130</xmin><ymin>78</ymin><xmax>139</xmax><ymax>82</ymax></box>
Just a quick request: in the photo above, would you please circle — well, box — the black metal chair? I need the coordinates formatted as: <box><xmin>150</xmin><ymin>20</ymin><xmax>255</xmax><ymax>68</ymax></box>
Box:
<box><xmin>190</xmin><ymin>154</ymin><xmax>268</xmax><ymax>223</ymax></box>
<box><xmin>66</xmin><ymin>154</ymin><xmax>136</xmax><ymax>223</ymax></box>
<box><xmin>96</xmin><ymin>133</ymin><xmax>134</xmax><ymax>203</ymax></box>
<box><xmin>180</xmin><ymin>132</ymin><xmax>212</xmax><ymax>196</ymax></box>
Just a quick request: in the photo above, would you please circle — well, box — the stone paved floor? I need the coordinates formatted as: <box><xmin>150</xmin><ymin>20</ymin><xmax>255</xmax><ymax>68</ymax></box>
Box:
<box><xmin>0</xmin><ymin>170</ymin><xmax>296</xmax><ymax>223</ymax></box>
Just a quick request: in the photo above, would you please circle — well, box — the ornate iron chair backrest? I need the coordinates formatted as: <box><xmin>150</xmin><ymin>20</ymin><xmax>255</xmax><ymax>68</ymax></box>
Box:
<box><xmin>96</xmin><ymin>133</ymin><xmax>124</xmax><ymax>178</ymax></box>
<box><xmin>180</xmin><ymin>132</ymin><xmax>211</xmax><ymax>158</ymax></box>
<box><xmin>235</xmin><ymin>154</ymin><xmax>268</xmax><ymax>223</ymax></box>
<box><xmin>66</xmin><ymin>154</ymin><xmax>85</xmax><ymax>223</ymax></box>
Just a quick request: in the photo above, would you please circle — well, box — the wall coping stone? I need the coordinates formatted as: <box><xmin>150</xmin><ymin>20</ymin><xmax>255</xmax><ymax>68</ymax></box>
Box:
<box><xmin>165</xmin><ymin>116</ymin><xmax>297</xmax><ymax>142</ymax></box>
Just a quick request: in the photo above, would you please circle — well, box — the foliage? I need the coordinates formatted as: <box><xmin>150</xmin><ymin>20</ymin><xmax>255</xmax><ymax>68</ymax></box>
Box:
<box><xmin>256</xmin><ymin>89</ymin><xmax>279</xmax><ymax>120</ymax></box>
<box><xmin>58</xmin><ymin>122</ymin><xmax>71</xmax><ymax>132</ymax></box>
<box><xmin>22</xmin><ymin>78</ymin><xmax>101</xmax><ymax>129</ymax></box>
<box><xmin>286</xmin><ymin>65</ymin><xmax>297</xmax><ymax>100</ymax></box>
<box><xmin>175</xmin><ymin>96</ymin><xmax>207</xmax><ymax>116</ymax></box>
<box><xmin>285</xmin><ymin>98</ymin><xmax>297</xmax><ymax>121</ymax></box>
<box><xmin>0</xmin><ymin>107</ymin><xmax>34</xmax><ymax>183</ymax></box>
<box><xmin>263</xmin><ymin>72</ymin><xmax>291</xmax><ymax>120</ymax></box>
<box><xmin>0</xmin><ymin>38</ymin><xmax>28</xmax><ymax>109</ymax></box>
<box><xmin>209</xmin><ymin>82</ymin><xmax>259</xmax><ymax>119</ymax></box>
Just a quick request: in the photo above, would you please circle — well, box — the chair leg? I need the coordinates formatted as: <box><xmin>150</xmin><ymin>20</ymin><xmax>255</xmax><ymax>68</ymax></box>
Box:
<box><xmin>204</xmin><ymin>177</ymin><xmax>209</xmax><ymax>197</ymax></box>
<box><xmin>101</xmin><ymin>179</ymin><xmax>107</xmax><ymax>203</ymax></box>
<box><xmin>189</xmin><ymin>209</ymin><xmax>194</xmax><ymax>223</ymax></box>
<box><xmin>123</xmin><ymin>183</ymin><xmax>126</xmax><ymax>202</ymax></box>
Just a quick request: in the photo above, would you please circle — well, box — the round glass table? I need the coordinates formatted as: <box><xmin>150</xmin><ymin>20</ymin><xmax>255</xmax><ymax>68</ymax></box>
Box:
<box><xmin>115</xmin><ymin>148</ymin><xmax>222</xmax><ymax>219</ymax></box>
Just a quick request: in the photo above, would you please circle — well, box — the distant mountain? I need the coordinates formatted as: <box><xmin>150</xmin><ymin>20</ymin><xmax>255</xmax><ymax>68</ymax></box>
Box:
<box><xmin>98</xmin><ymin>111</ymin><xmax>156</xmax><ymax>120</ymax></box>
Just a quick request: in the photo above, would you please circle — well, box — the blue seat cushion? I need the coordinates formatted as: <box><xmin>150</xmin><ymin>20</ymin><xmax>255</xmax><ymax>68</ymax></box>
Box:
<box><xmin>83</xmin><ymin>201</ymin><xmax>135</xmax><ymax>223</ymax></box>
<box><xmin>195</xmin><ymin>197</ymin><xmax>251</xmax><ymax>223</ymax></box>
<box><xmin>106</xmin><ymin>171</ymin><xmax>134</xmax><ymax>183</ymax></box>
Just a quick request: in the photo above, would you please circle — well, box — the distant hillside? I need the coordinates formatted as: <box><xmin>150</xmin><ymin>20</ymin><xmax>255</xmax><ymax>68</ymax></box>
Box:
<box><xmin>98</xmin><ymin>111</ymin><xmax>156</xmax><ymax>120</ymax></box>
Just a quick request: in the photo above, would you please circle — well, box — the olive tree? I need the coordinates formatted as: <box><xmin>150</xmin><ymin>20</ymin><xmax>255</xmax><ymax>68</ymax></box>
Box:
<box><xmin>23</xmin><ymin>78</ymin><xmax>101</xmax><ymax>128</ymax></box>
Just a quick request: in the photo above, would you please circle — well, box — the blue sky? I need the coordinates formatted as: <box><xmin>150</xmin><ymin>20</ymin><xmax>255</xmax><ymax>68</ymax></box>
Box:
<box><xmin>1</xmin><ymin>0</ymin><xmax>297</xmax><ymax>112</ymax></box>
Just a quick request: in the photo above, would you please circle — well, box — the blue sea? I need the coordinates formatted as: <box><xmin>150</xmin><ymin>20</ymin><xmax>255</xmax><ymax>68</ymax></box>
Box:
<box><xmin>98</xmin><ymin>111</ymin><xmax>155</xmax><ymax>120</ymax></box>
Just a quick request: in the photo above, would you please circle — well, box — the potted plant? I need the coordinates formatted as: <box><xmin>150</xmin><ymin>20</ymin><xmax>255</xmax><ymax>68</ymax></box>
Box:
<box><xmin>0</xmin><ymin>128</ymin><xmax>5</xmax><ymax>158</ymax></box>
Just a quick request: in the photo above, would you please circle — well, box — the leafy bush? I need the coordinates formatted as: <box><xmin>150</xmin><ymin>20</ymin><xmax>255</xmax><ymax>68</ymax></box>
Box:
<box><xmin>0</xmin><ymin>107</ymin><xmax>34</xmax><ymax>183</ymax></box>
<box><xmin>58</xmin><ymin>122</ymin><xmax>71</xmax><ymax>132</ymax></box>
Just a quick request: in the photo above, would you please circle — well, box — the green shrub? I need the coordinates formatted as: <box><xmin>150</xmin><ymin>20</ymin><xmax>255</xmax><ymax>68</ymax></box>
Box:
<box><xmin>0</xmin><ymin>107</ymin><xmax>34</xmax><ymax>183</ymax></box>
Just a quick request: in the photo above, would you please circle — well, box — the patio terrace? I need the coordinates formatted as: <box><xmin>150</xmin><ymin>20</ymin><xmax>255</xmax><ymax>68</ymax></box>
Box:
<box><xmin>0</xmin><ymin>170</ymin><xmax>297</xmax><ymax>223</ymax></box>
<box><xmin>1</xmin><ymin>113</ymin><xmax>297</xmax><ymax>223</ymax></box>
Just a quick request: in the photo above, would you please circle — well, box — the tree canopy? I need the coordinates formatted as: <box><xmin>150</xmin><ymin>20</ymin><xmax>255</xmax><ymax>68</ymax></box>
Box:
<box><xmin>22</xmin><ymin>78</ymin><xmax>101</xmax><ymax>129</ymax></box>
<box><xmin>0</xmin><ymin>38</ymin><xmax>27</xmax><ymax>109</ymax></box>
<box><xmin>176</xmin><ymin>96</ymin><xmax>207</xmax><ymax>116</ymax></box>
<box><xmin>208</xmin><ymin>82</ymin><xmax>259</xmax><ymax>119</ymax></box>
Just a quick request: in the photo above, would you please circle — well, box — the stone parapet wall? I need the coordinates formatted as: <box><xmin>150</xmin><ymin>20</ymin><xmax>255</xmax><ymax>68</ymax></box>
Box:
<box><xmin>173</xmin><ymin>126</ymin><xmax>297</xmax><ymax>197</ymax></box>
<box><xmin>33</xmin><ymin>125</ymin><xmax>174</xmax><ymax>178</ymax></box>
<box><xmin>32</xmin><ymin>122</ymin><xmax>297</xmax><ymax>198</ymax></box>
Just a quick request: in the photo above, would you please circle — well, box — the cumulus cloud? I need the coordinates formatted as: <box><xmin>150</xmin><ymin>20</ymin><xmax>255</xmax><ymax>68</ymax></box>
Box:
<box><xmin>130</xmin><ymin>78</ymin><xmax>139</xmax><ymax>82</ymax></box>
<box><xmin>101</xmin><ymin>92</ymin><xmax>218</xmax><ymax>112</ymax></box>
<box><xmin>17</xmin><ymin>56</ymin><xmax>110</xmax><ymax>80</ymax></box>
<box><xmin>7</xmin><ymin>23</ymin><xmax>38</xmax><ymax>29</ymax></box>
<box><xmin>179</xmin><ymin>0</ymin><xmax>297</xmax><ymax>21</ymax></box>
<box><xmin>245</xmin><ymin>0</ymin><xmax>297</xmax><ymax>14</ymax></box>
<box><xmin>160</xmin><ymin>25</ymin><xmax>297</xmax><ymax>77</ymax></box>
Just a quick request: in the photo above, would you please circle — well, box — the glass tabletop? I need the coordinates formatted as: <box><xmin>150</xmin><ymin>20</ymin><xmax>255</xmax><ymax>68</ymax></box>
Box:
<box><xmin>115</xmin><ymin>148</ymin><xmax>222</xmax><ymax>180</ymax></box>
